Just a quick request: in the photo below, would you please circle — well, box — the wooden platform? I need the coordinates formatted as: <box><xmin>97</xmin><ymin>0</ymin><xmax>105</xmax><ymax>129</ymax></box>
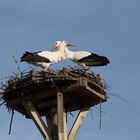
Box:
<box><xmin>2</xmin><ymin>68</ymin><xmax>108</xmax><ymax>140</ymax></box>
<box><xmin>3</xmin><ymin>68</ymin><xmax>107</xmax><ymax>118</ymax></box>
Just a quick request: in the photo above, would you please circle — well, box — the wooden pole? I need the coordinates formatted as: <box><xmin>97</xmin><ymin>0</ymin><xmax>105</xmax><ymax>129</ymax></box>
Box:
<box><xmin>45</xmin><ymin>92</ymin><xmax>68</xmax><ymax>140</ymax></box>
<box><xmin>68</xmin><ymin>107</ymin><xmax>90</xmax><ymax>140</ymax></box>
<box><xmin>22</xmin><ymin>101</ymin><xmax>50</xmax><ymax>140</ymax></box>
<box><xmin>46</xmin><ymin>108</ymin><xmax>58</xmax><ymax>140</ymax></box>
<box><xmin>57</xmin><ymin>92</ymin><xmax>67</xmax><ymax>140</ymax></box>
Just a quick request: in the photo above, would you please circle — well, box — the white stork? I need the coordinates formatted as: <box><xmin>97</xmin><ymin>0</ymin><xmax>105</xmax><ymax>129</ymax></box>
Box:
<box><xmin>55</xmin><ymin>41</ymin><xmax>110</xmax><ymax>69</ymax></box>
<box><xmin>21</xmin><ymin>41</ymin><xmax>66</xmax><ymax>71</ymax></box>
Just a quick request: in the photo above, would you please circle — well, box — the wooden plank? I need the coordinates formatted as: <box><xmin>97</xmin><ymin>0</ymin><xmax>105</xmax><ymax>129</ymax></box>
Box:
<box><xmin>22</xmin><ymin>101</ymin><xmax>50</xmax><ymax>140</ymax></box>
<box><xmin>86</xmin><ymin>86</ymin><xmax>106</xmax><ymax>100</ymax></box>
<box><xmin>57</xmin><ymin>92</ymin><xmax>65</xmax><ymax>140</ymax></box>
<box><xmin>68</xmin><ymin>107</ymin><xmax>90</xmax><ymax>140</ymax></box>
<box><xmin>65</xmin><ymin>79</ymin><xmax>88</xmax><ymax>92</ymax></box>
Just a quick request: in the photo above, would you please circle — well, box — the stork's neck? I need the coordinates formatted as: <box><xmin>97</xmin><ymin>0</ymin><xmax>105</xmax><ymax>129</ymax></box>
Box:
<box><xmin>59</xmin><ymin>45</ymin><xmax>74</xmax><ymax>59</ymax></box>
<box><xmin>58</xmin><ymin>44</ymin><xmax>68</xmax><ymax>59</ymax></box>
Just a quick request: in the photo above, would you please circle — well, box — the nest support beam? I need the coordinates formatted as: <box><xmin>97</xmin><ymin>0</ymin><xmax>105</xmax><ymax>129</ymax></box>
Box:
<box><xmin>68</xmin><ymin>107</ymin><xmax>90</xmax><ymax>140</ymax></box>
<box><xmin>22</xmin><ymin>92</ymin><xmax>90</xmax><ymax>140</ymax></box>
<box><xmin>22</xmin><ymin>101</ymin><xmax>51</xmax><ymax>140</ymax></box>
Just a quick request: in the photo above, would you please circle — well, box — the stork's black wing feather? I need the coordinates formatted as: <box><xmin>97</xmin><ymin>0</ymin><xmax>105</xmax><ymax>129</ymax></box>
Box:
<box><xmin>21</xmin><ymin>51</ymin><xmax>50</xmax><ymax>63</ymax></box>
<box><xmin>77</xmin><ymin>53</ymin><xmax>110</xmax><ymax>66</ymax></box>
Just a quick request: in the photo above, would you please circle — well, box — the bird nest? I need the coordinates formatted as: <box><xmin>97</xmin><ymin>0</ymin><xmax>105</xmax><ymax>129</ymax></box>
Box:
<box><xmin>1</xmin><ymin>67</ymin><xmax>107</xmax><ymax>118</ymax></box>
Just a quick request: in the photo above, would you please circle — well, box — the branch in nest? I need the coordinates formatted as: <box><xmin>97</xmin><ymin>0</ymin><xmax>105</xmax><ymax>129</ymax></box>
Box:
<box><xmin>0</xmin><ymin>101</ymin><xmax>5</xmax><ymax>107</ymax></box>
<box><xmin>12</xmin><ymin>56</ymin><xmax>22</xmax><ymax>78</ymax></box>
<box><xmin>90</xmin><ymin>108</ymin><xmax>94</xmax><ymax>120</ymax></box>
<box><xmin>8</xmin><ymin>110</ymin><xmax>14</xmax><ymax>135</ymax></box>
<box><xmin>107</xmin><ymin>92</ymin><xmax>131</xmax><ymax>106</ymax></box>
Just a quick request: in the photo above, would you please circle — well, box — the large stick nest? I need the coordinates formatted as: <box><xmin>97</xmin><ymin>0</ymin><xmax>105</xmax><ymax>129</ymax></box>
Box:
<box><xmin>1</xmin><ymin>67</ymin><xmax>107</xmax><ymax>117</ymax></box>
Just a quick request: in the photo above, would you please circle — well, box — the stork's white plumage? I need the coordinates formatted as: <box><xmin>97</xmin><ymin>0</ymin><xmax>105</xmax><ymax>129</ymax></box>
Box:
<box><xmin>55</xmin><ymin>41</ymin><xmax>110</xmax><ymax>69</ymax></box>
<box><xmin>21</xmin><ymin>41</ymin><xmax>66</xmax><ymax>71</ymax></box>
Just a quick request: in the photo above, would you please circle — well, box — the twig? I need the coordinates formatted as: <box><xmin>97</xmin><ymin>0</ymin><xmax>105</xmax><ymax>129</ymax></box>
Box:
<box><xmin>12</xmin><ymin>56</ymin><xmax>22</xmax><ymax>78</ymax></box>
<box><xmin>99</xmin><ymin>100</ymin><xmax>102</xmax><ymax>129</ymax></box>
<box><xmin>50</xmin><ymin>79</ymin><xmax>60</xmax><ymax>92</ymax></box>
<box><xmin>69</xmin><ymin>112</ymin><xmax>74</xmax><ymax>118</ymax></box>
<box><xmin>0</xmin><ymin>75</ymin><xmax>6</xmax><ymax>92</ymax></box>
<box><xmin>94</xmin><ymin>105</ymin><xmax>106</xmax><ymax>115</ymax></box>
<box><xmin>0</xmin><ymin>101</ymin><xmax>5</xmax><ymax>107</ymax></box>
<box><xmin>12</xmin><ymin>72</ymin><xmax>20</xmax><ymax>77</ymax></box>
<box><xmin>0</xmin><ymin>96</ymin><xmax>3</xmax><ymax>101</ymax></box>
<box><xmin>108</xmin><ymin>92</ymin><xmax>131</xmax><ymax>106</ymax></box>
<box><xmin>8</xmin><ymin>110</ymin><xmax>14</xmax><ymax>135</ymax></box>
<box><xmin>90</xmin><ymin>108</ymin><xmax>94</xmax><ymax>120</ymax></box>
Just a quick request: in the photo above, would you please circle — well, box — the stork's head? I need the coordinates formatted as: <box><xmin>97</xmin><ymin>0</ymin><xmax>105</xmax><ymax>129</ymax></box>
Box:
<box><xmin>61</xmin><ymin>41</ymin><xmax>77</xmax><ymax>47</ymax></box>
<box><xmin>53</xmin><ymin>41</ymin><xmax>62</xmax><ymax>49</ymax></box>
<box><xmin>53</xmin><ymin>41</ymin><xmax>77</xmax><ymax>50</ymax></box>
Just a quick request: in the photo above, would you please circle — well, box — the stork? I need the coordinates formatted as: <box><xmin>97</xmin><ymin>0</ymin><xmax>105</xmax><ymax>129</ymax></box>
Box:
<box><xmin>55</xmin><ymin>41</ymin><xmax>110</xmax><ymax>69</ymax></box>
<box><xmin>21</xmin><ymin>41</ymin><xmax>66</xmax><ymax>71</ymax></box>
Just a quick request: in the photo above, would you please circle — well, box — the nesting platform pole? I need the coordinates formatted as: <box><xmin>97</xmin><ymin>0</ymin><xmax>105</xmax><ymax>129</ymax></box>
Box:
<box><xmin>22</xmin><ymin>91</ymin><xmax>90</xmax><ymax>140</ymax></box>
<box><xmin>3</xmin><ymin>69</ymin><xmax>107</xmax><ymax>140</ymax></box>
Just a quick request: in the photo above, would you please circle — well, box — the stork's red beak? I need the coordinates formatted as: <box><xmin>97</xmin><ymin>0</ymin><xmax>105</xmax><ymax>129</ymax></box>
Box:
<box><xmin>53</xmin><ymin>44</ymin><xmax>60</xmax><ymax>49</ymax></box>
<box><xmin>67</xmin><ymin>42</ymin><xmax>77</xmax><ymax>47</ymax></box>
<box><xmin>53</xmin><ymin>45</ymin><xmax>58</xmax><ymax>49</ymax></box>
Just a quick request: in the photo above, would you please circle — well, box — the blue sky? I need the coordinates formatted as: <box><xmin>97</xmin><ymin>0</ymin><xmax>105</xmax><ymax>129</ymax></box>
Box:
<box><xmin>0</xmin><ymin>0</ymin><xmax>140</xmax><ymax>140</ymax></box>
